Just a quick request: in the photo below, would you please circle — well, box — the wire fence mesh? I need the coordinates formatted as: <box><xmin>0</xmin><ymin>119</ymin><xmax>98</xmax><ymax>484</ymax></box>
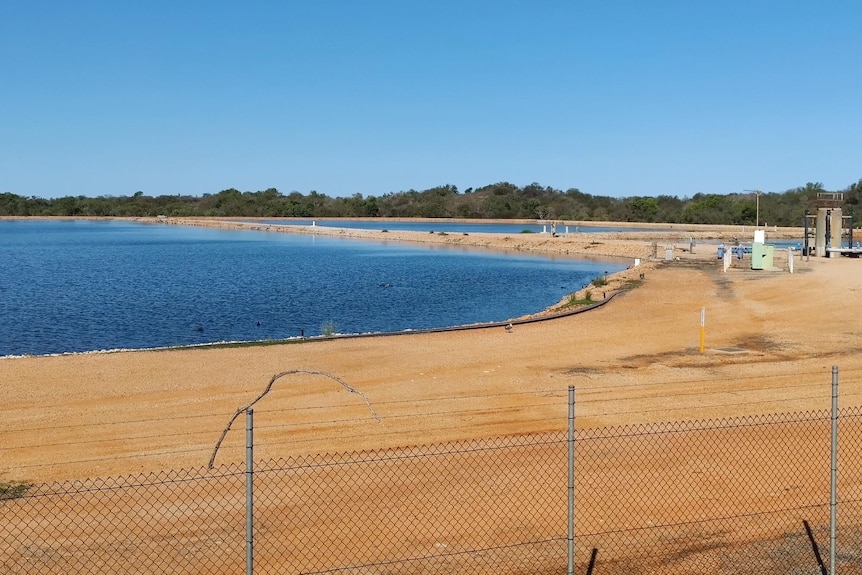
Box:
<box><xmin>1</xmin><ymin>466</ymin><xmax>247</xmax><ymax>574</ymax></box>
<box><xmin>574</xmin><ymin>409</ymin><xmax>862</xmax><ymax>573</ymax></box>
<box><xmin>3</xmin><ymin>406</ymin><xmax>861</xmax><ymax>574</ymax></box>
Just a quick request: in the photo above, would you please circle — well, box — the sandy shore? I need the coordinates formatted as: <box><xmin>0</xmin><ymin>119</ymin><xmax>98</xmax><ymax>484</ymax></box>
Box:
<box><xmin>158</xmin><ymin>216</ymin><xmax>806</xmax><ymax>260</ymax></box>
<box><xmin>1</xmin><ymin>218</ymin><xmax>856</xmax><ymax>483</ymax></box>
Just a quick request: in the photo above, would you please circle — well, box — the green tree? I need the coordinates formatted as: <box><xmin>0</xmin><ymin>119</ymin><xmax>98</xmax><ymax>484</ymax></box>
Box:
<box><xmin>629</xmin><ymin>197</ymin><xmax>659</xmax><ymax>222</ymax></box>
<box><xmin>363</xmin><ymin>196</ymin><xmax>380</xmax><ymax>217</ymax></box>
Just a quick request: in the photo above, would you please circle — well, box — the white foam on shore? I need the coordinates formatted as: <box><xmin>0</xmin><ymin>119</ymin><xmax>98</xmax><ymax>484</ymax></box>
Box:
<box><xmin>0</xmin><ymin>337</ymin><xmax>306</xmax><ymax>360</ymax></box>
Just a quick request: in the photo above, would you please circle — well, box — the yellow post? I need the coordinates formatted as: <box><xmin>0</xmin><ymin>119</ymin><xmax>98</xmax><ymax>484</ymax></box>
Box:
<box><xmin>699</xmin><ymin>307</ymin><xmax>705</xmax><ymax>353</ymax></box>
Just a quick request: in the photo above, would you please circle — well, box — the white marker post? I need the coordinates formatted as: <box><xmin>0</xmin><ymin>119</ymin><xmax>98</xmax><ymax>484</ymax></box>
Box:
<box><xmin>699</xmin><ymin>307</ymin><xmax>706</xmax><ymax>354</ymax></box>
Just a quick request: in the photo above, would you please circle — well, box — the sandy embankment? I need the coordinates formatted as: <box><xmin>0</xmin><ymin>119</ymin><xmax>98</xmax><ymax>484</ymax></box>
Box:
<box><xmin>2</xmin><ymin>218</ymin><xmax>857</xmax><ymax>483</ymax></box>
<box><xmin>160</xmin><ymin>216</ymin><xmax>804</xmax><ymax>260</ymax></box>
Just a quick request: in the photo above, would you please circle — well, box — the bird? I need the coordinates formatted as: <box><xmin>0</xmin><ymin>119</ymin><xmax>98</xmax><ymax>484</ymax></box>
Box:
<box><xmin>505</xmin><ymin>323</ymin><xmax>513</xmax><ymax>332</ymax></box>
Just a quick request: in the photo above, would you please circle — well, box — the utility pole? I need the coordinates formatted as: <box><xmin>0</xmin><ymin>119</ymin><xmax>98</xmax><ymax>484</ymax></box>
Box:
<box><xmin>744</xmin><ymin>189</ymin><xmax>762</xmax><ymax>227</ymax></box>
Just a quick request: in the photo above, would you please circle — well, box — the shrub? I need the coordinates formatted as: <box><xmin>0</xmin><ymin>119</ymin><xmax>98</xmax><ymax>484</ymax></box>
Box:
<box><xmin>321</xmin><ymin>320</ymin><xmax>337</xmax><ymax>336</ymax></box>
<box><xmin>566</xmin><ymin>290</ymin><xmax>594</xmax><ymax>306</ymax></box>
<box><xmin>0</xmin><ymin>481</ymin><xmax>31</xmax><ymax>501</ymax></box>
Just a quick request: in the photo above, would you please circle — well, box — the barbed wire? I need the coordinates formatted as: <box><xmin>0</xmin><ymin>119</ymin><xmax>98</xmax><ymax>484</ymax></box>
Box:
<box><xmin>0</xmin><ymin>390</ymin><xmax>844</xmax><ymax>459</ymax></box>
<box><xmin>2</xmin><ymin>374</ymin><xmax>843</xmax><ymax>437</ymax></box>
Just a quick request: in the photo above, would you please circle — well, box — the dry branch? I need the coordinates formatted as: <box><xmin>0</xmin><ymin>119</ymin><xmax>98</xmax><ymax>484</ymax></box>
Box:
<box><xmin>208</xmin><ymin>369</ymin><xmax>379</xmax><ymax>468</ymax></box>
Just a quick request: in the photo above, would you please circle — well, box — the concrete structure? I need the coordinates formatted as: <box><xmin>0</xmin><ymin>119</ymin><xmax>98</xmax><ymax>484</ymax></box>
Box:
<box><xmin>806</xmin><ymin>193</ymin><xmax>861</xmax><ymax>257</ymax></box>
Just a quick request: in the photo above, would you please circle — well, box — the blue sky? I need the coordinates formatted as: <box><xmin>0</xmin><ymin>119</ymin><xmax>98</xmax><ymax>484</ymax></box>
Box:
<box><xmin>2</xmin><ymin>1</ymin><xmax>860</xmax><ymax>199</ymax></box>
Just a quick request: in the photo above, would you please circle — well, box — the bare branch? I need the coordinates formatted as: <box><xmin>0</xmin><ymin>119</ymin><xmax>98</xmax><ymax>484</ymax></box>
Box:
<box><xmin>208</xmin><ymin>369</ymin><xmax>380</xmax><ymax>468</ymax></box>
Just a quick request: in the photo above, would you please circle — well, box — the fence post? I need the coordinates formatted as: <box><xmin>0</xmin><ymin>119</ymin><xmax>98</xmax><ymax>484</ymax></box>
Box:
<box><xmin>830</xmin><ymin>367</ymin><xmax>838</xmax><ymax>575</ymax></box>
<box><xmin>568</xmin><ymin>385</ymin><xmax>575</xmax><ymax>575</ymax></box>
<box><xmin>247</xmin><ymin>408</ymin><xmax>254</xmax><ymax>575</ymax></box>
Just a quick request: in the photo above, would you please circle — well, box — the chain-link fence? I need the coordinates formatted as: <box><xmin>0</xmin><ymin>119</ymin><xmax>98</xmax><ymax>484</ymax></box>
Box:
<box><xmin>574</xmin><ymin>409</ymin><xmax>862</xmax><ymax>574</ymax></box>
<box><xmin>1</xmin><ymin>467</ymin><xmax>247</xmax><ymax>574</ymax></box>
<box><xmin>3</xmin><ymin>404</ymin><xmax>861</xmax><ymax>573</ymax></box>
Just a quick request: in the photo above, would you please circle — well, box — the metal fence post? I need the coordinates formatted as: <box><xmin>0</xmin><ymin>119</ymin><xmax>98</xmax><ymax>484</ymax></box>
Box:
<box><xmin>247</xmin><ymin>408</ymin><xmax>254</xmax><ymax>575</ymax></box>
<box><xmin>830</xmin><ymin>367</ymin><xmax>838</xmax><ymax>575</ymax></box>
<box><xmin>568</xmin><ymin>385</ymin><xmax>575</xmax><ymax>575</ymax></box>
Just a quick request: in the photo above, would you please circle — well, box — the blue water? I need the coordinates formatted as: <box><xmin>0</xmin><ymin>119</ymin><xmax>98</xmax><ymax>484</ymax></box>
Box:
<box><xmin>254</xmin><ymin>219</ymin><xmax>663</xmax><ymax>234</ymax></box>
<box><xmin>0</xmin><ymin>220</ymin><xmax>623</xmax><ymax>357</ymax></box>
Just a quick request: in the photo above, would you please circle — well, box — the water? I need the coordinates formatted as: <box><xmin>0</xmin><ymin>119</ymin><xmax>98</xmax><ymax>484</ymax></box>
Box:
<box><xmin>253</xmin><ymin>219</ymin><xmax>664</xmax><ymax>234</ymax></box>
<box><xmin>0</xmin><ymin>220</ymin><xmax>623</xmax><ymax>357</ymax></box>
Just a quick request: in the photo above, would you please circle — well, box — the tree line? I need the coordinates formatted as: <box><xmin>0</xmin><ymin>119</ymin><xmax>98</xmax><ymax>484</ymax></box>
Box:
<box><xmin>2</xmin><ymin>179</ymin><xmax>861</xmax><ymax>227</ymax></box>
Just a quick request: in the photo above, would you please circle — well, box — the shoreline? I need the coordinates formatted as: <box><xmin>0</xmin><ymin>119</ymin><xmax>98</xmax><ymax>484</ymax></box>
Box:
<box><xmin>1</xmin><ymin>216</ymin><xmax>643</xmax><ymax>359</ymax></box>
<box><xmin>153</xmin><ymin>216</ymin><xmax>803</xmax><ymax>318</ymax></box>
<box><xmin>0</xmin><ymin>290</ymin><xmax>626</xmax><ymax>361</ymax></box>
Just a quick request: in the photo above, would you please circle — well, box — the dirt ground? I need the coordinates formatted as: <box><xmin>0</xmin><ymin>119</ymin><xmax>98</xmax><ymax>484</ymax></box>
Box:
<box><xmin>4</xmin><ymin>220</ymin><xmax>862</xmax><ymax>574</ymax></box>
<box><xmin>2</xmin><ymin>221</ymin><xmax>861</xmax><ymax>484</ymax></box>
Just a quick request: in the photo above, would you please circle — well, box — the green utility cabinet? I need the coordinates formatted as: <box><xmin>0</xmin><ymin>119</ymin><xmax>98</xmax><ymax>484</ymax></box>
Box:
<box><xmin>751</xmin><ymin>242</ymin><xmax>774</xmax><ymax>270</ymax></box>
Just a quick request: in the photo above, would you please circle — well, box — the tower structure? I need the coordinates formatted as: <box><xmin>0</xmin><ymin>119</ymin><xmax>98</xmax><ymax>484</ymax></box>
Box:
<box><xmin>812</xmin><ymin>192</ymin><xmax>844</xmax><ymax>257</ymax></box>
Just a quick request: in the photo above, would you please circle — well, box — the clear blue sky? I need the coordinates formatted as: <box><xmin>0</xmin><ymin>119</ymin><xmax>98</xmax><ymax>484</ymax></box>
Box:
<box><xmin>2</xmin><ymin>1</ymin><xmax>860</xmax><ymax>199</ymax></box>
